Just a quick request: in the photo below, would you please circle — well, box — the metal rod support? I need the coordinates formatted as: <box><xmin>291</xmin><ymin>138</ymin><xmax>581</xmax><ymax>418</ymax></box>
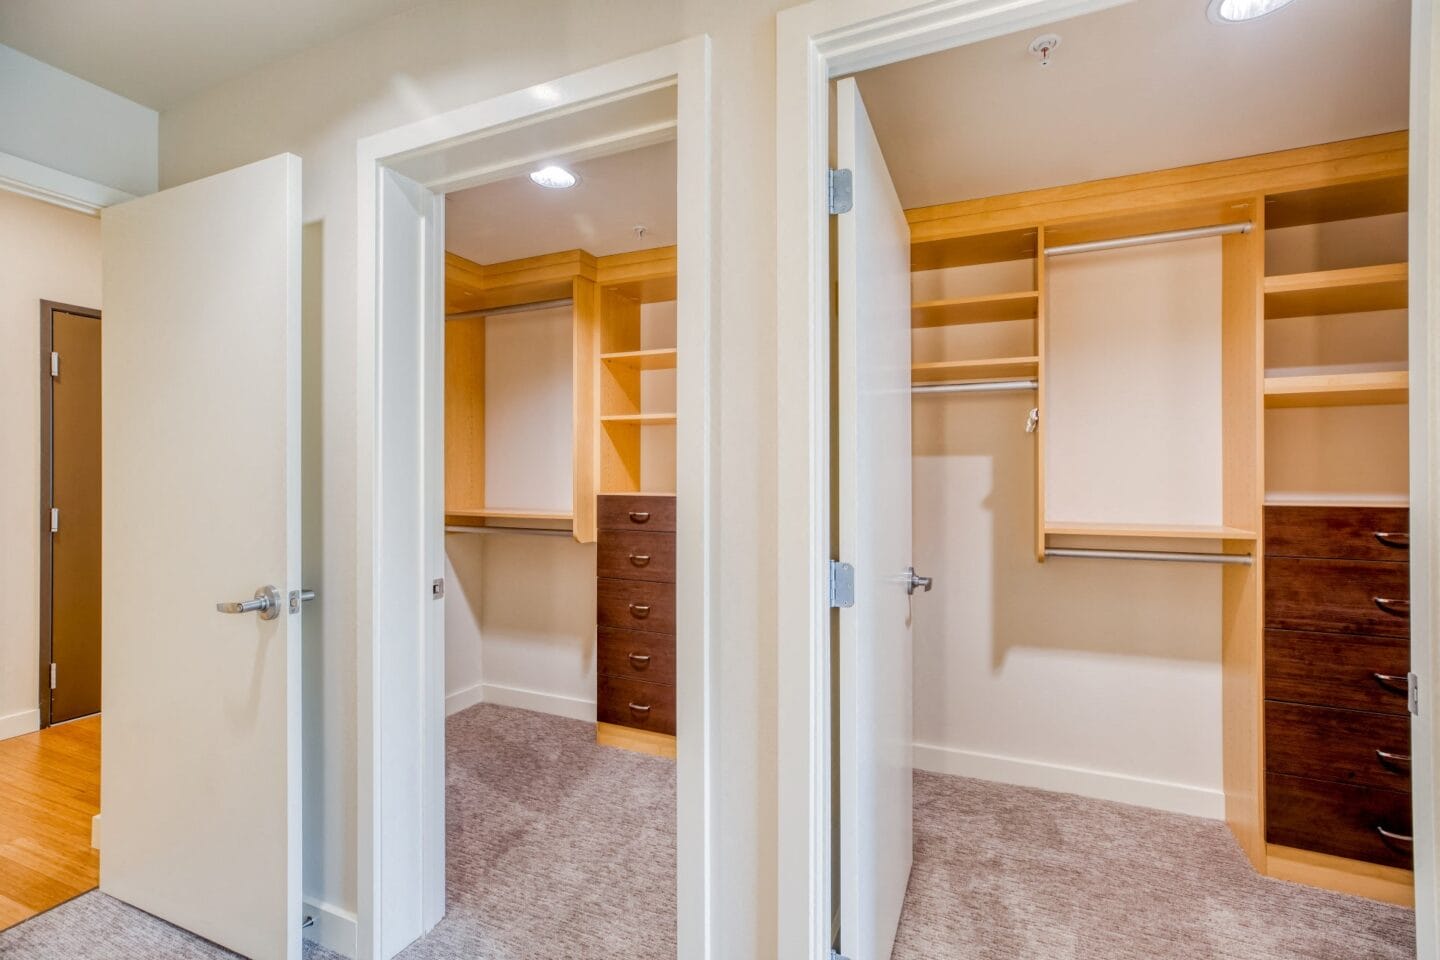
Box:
<box><xmin>913</xmin><ymin>378</ymin><xmax>1038</xmax><ymax>395</ymax></box>
<box><xmin>1045</xmin><ymin>222</ymin><xmax>1252</xmax><ymax>258</ymax></box>
<box><xmin>1044</xmin><ymin>547</ymin><xmax>1253</xmax><ymax>565</ymax></box>
<box><xmin>446</xmin><ymin>297</ymin><xmax>574</xmax><ymax>321</ymax></box>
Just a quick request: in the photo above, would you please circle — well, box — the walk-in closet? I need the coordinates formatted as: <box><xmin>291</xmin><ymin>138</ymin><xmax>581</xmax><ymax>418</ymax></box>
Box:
<box><xmin>833</xmin><ymin>0</ymin><xmax>1420</xmax><ymax>957</ymax></box>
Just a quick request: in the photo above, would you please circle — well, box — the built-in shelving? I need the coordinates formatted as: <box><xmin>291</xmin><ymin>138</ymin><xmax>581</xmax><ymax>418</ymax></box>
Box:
<box><xmin>911</xmin><ymin>355</ymin><xmax>1038</xmax><ymax>384</ymax></box>
<box><xmin>911</xmin><ymin>290</ymin><xmax>1038</xmax><ymax>328</ymax></box>
<box><xmin>1264</xmin><ymin>370</ymin><xmax>1408</xmax><ymax>408</ymax></box>
<box><xmin>445</xmin><ymin>508</ymin><xmax>574</xmax><ymax>528</ymax></box>
<box><xmin>601</xmin><ymin>347</ymin><xmax>678</xmax><ymax>370</ymax></box>
<box><xmin>1044</xmin><ymin>522</ymin><xmax>1258</xmax><ymax>540</ymax></box>
<box><xmin>600</xmin><ymin>412</ymin><xmax>677</xmax><ymax>425</ymax></box>
<box><xmin>1263</xmin><ymin>263</ymin><xmax>1407</xmax><ymax>319</ymax></box>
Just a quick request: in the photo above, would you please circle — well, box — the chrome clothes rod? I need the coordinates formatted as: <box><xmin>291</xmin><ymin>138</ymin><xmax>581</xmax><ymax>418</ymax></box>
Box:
<box><xmin>1045</xmin><ymin>222</ymin><xmax>1252</xmax><ymax>258</ymax></box>
<box><xmin>1045</xmin><ymin>547</ymin><xmax>1253</xmax><ymax>565</ymax></box>
<box><xmin>444</xmin><ymin>525</ymin><xmax>573</xmax><ymax>537</ymax></box>
<box><xmin>913</xmin><ymin>378</ymin><xmax>1038</xmax><ymax>395</ymax></box>
<box><xmin>446</xmin><ymin>297</ymin><xmax>574</xmax><ymax>321</ymax></box>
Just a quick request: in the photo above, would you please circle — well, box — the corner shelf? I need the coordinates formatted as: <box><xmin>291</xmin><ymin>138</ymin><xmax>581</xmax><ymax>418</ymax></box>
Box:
<box><xmin>1264</xmin><ymin>263</ymin><xmax>1408</xmax><ymax>319</ymax></box>
<box><xmin>600</xmin><ymin>412</ymin><xmax>677</xmax><ymax>426</ymax></box>
<box><xmin>912</xmin><ymin>355</ymin><xmax>1038</xmax><ymax>384</ymax></box>
<box><xmin>601</xmin><ymin>347</ymin><xmax>678</xmax><ymax>371</ymax></box>
<box><xmin>1044</xmin><ymin>522</ymin><xmax>1257</xmax><ymax>541</ymax></box>
<box><xmin>1264</xmin><ymin>370</ymin><xmax>1408</xmax><ymax>408</ymax></box>
<box><xmin>911</xmin><ymin>291</ymin><xmax>1038</xmax><ymax>328</ymax></box>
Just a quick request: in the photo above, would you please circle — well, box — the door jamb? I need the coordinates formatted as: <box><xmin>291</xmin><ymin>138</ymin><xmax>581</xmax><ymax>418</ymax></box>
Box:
<box><xmin>37</xmin><ymin>299</ymin><xmax>101</xmax><ymax>730</ymax></box>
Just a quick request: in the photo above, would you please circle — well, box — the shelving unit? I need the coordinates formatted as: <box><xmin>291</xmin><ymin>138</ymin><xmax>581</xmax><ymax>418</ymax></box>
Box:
<box><xmin>911</xmin><ymin>356</ymin><xmax>1038</xmax><ymax>383</ymax></box>
<box><xmin>1263</xmin><ymin>263</ymin><xmax>1407</xmax><ymax>319</ymax></box>
<box><xmin>911</xmin><ymin>290</ymin><xmax>1038</xmax><ymax>328</ymax></box>
<box><xmin>601</xmin><ymin>347</ymin><xmax>678</xmax><ymax>370</ymax></box>
<box><xmin>1263</xmin><ymin>370</ymin><xmax>1409</xmax><ymax>408</ymax></box>
<box><xmin>1043</xmin><ymin>522</ymin><xmax>1257</xmax><ymax>540</ymax></box>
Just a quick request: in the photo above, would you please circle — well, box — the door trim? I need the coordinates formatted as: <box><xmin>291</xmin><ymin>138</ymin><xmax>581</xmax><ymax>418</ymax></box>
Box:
<box><xmin>38</xmin><ymin>299</ymin><xmax>101</xmax><ymax>730</ymax></box>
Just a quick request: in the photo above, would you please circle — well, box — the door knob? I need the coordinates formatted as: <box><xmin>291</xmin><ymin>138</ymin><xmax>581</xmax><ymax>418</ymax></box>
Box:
<box><xmin>905</xmin><ymin>567</ymin><xmax>933</xmax><ymax>596</ymax></box>
<box><xmin>217</xmin><ymin>585</ymin><xmax>282</xmax><ymax>621</ymax></box>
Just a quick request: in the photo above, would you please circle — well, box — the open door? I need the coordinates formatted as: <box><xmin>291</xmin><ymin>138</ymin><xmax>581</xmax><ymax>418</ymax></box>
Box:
<box><xmin>835</xmin><ymin>77</ymin><xmax>916</xmax><ymax>960</ymax></box>
<box><xmin>99</xmin><ymin>154</ymin><xmax>304</xmax><ymax>960</ymax></box>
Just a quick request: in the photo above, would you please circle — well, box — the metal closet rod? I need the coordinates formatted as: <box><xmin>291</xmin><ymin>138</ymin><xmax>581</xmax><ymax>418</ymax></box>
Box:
<box><xmin>1045</xmin><ymin>221</ymin><xmax>1252</xmax><ymax>258</ymax></box>
<box><xmin>1045</xmin><ymin>547</ymin><xmax>1253</xmax><ymax>566</ymax></box>
<box><xmin>446</xmin><ymin>297</ymin><xmax>574</xmax><ymax>321</ymax></box>
<box><xmin>913</xmin><ymin>378</ymin><xmax>1038</xmax><ymax>395</ymax></box>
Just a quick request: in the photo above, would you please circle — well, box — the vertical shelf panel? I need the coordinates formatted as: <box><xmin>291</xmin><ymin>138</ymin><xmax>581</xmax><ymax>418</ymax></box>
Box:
<box><xmin>572</xmin><ymin>276</ymin><xmax>599</xmax><ymax>543</ymax></box>
<box><xmin>1033</xmin><ymin>226</ymin><xmax>1047</xmax><ymax>562</ymax></box>
<box><xmin>444</xmin><ymin>314</ymin><xmax>486</xmax><ymax>516</ymax></box>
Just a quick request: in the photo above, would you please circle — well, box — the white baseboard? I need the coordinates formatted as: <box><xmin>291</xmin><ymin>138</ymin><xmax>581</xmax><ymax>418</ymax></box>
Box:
<box><xmin>913</xmin><ymin>742</ymin><xmax>1225</xmax><ymax>820</ymax></box>
<box><xmin>444</xmin><ymin>683</ymin><xmax>486</xmax><ymax>716</ymax></box>
<box><xmin>303</xmin><ymin>897</ymin><xmax>357</xmax><ymax>959</ymax></box>
<box><xmin>472</xmin><ymin>683</ymin><xmax>596</xmax><ymax>723</ymax></box>
<box><xmin>0</xmin><ymin>708</ymin><xmax>40</xmax><ymax>741</ymax></box>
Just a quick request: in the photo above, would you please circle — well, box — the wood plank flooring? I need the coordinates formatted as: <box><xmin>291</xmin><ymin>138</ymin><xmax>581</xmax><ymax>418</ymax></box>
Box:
<box><xmin>0</xmin><ymin>716</ymin><xmax>100</xmax><ymax>930</ymax></box>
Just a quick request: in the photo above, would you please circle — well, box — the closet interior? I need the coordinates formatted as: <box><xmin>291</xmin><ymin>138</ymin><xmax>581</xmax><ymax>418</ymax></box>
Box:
<box><xmin>851</xmin><ymin>0</ymin><xmax>1415</xmax><ymax>920</ymax></box>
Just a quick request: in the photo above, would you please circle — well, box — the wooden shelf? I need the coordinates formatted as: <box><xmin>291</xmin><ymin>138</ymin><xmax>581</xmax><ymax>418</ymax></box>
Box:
<box><xmin>912</xmin><ymin>355</ymin><xmax>1038</xmax><ymax>384</ymax></box>
<box><xmin>601</xmin><ymin>348</ymin><xmax>677</xmax><ymax>370</ymax></box>
<box><xmin>1045</xmin><ymin>522</ymin><xmax>1257</xmax><ymax>541</ymax></box>
<box><xmin>600</xmin><ymin>412</ymin><xmax>677</xmax><ymax>426</ymax></box>
<box><xmin>911</xmin><ymin>291</ymin><xmax>1038</xmax><ymax>328</ymax></box>
<box><xmin>446</xmin><ymin>508</ymin><xmax>574</xmax><ymax>528</ymax></box>
<box><xmin>1264</xmin><ymin>371</ymin><xmax>1408</xmax><ymax>408</ymax></box>
<box><xmin>1265</xmin><ymin>175</ymin><xmax>1408</xmax><ymax>229</ymax></box>
<box><xmin>1264</xmin><ymin>263</ymin><xmax>1407</xmax><ymax>319</ymax></box>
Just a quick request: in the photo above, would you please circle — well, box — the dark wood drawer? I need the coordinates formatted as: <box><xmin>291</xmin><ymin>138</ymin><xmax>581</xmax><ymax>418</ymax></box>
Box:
<box><xmin>597</xmin><ymin>530</ymin><xmax>675</xmax><ymax>583</ymax></box>
<box><xmin>598</xmin><ymin>675</ymin><xmax>675</xmax><ymax>735</ymax></box>
<box><xmin>598</xmin><ymin>627</ymin><xmax>676</xmax><ymax>686</ymax></box>
<box><xmin>1265</xmin><ymin>557</ymin><xmax>1410</xmax><ymax>638</ymax></box>
<box><xmin>1265</xmin><ymin>506</ymin><xmax>1409</xmax><ymax>562</ymax></box>
<box><xmin>598</xmin><ymin>494</ymin><xmax>676</xmax><ymax>532</ymax></box>
<box><xmin>1265</xmin><ymin>629</ymin><xmax>1411</xmax><ymax>715</ymax></box>
<box><xmin>597</xmin><ymin>577</ymin><xmax>675</xmax><ymax>634</ymax></box>
<box><xmin>1265</xmin><ymin>701</ymin><xmax>1411</xmax><ymax>791</ymax></box>
<box><xmin>1266</xmin><ymin>773</ymin><xmax>1412</xmax><ymax>868</ymax></box>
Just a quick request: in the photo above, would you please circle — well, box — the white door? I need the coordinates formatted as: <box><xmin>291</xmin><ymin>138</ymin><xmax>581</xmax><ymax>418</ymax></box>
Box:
<box><xmin>836</xmin><ymin>77</ymin><xmax>916</xmax><ymax>960</ymax></box>
<box><xmin>100</xmin><ymin>154</ymin><xmax>304</xmax><ymax>960</ymax></box>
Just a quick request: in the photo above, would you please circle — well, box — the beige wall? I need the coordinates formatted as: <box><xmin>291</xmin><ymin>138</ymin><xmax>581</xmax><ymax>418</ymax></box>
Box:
<box><xmin>158</xmin><ymin>0</ymin><xmax>788</xmax><ymax>950</ymax></box>
<box><xmin>0</xmin><ymin>189</ymin><xmax>102</xmax><ymax>737</ymax></box>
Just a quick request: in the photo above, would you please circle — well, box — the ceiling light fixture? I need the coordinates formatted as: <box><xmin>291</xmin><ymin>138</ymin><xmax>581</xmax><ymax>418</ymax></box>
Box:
<box><xmin>529</xmin><ymin>165</ymin><xmax>578</xmax><ymax>189</ymax></box>
<box><xmin>1207</xmin><ymin>0</ymin><xmax>1299</xmax><ymax>23</ymax></box>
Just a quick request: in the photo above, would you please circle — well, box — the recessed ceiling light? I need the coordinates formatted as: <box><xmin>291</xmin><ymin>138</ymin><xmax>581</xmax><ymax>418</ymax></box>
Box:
<box><xmin>529</xmin><ymin>165</ymin><xmax>577</xmax><ymax>189</ymax></box>
<box><xmin>1207</xmin><ymin>0</ymin><xmax>1299</xmax><ymax>23</ymax></box>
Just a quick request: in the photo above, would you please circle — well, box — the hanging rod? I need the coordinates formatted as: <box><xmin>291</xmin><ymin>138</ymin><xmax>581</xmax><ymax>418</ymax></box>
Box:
<box><xmin>446</xmin><ymin>297</ymin><xmax>574</xmax><ymax>321</ymax></box>
<box><xmin>1045</xmin><ymin>547</ymin><xmax>1253</xmax><ymax>565</ymax></box>
<box><xmin>1044</xmin><ymin>222</ymin><xmax>1252</xmax><ymax>258</ymax></box>
<box><xmin>444</xmin><ymin>525</ymin><xmax>574</xmax><ymax>537</ymax></box>
<box><xmin>913</xmin><ymin>378</ymin><xmax>1038</xmax><ymax>395</ymax></box>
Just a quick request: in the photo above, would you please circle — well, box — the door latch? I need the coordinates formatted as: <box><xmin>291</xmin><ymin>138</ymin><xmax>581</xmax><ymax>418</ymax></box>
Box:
<box><xmin>432</xmin><ymin>578</ymin><xmax>445</xmax><ymax>599</ymax></box>
<box><xmin>289</xmin><ymin>589</ymin><xmax>317</xmax><ymax>614</ymax></box>
<box><xmin>829</xmin><ymin>561</ymin><xmax>855</xmax><ymax>608</ymax></box>
<box><xmin>905</xmin><ymin>566</ymin><xmax>933</xmax><ymax>595</ymax></box>
<box><xmin>828</xmin><ymin>168</ymin><xmax>854</xmax><ymax>214</ymax></box>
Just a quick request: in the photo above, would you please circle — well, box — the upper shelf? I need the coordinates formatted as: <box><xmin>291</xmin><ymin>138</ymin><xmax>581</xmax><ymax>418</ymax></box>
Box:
<box><xmin>1264</xmin><ymin>370</ymin><xmax>1409</xmax><ymax>408</ymax></box>
<box><xmin>912</xmin><ymin>291</ymin><xmax>1038</xmax><ymax>328</ymax></box>
<box><xmin>1265</xmin><ymin>175</ymin><xmax>1408</xmax><ymax>229</ymax></box>
<box><xmin>1044</xmin><ymin>522</ymin><xmax>1258</xmax><ymax>541</ymax></box>
<box><xmin>1264</xmin><ymin>263</ymin><xmax>1408</xmax><ymax>319</ymax></box>
<box><xmin>912</xmin><ymin>355</ymin><xmax>1038</xmax><ymax>384</ymax></box>
<box><xmin>601</xmin><ymin>412</ymin><xmax>678</xmax><ymax>426</ymax></box>
<box><xmin>601</xmin><ymin>347</ymin><xmax>678</xmax><ymax>370</ymax></box>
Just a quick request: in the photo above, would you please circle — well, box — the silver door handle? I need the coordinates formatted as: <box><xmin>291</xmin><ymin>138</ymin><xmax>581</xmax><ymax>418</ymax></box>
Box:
<box><xmin>906</xmin><ymin>567</ymin><xmax>933</xmax><ymax>595</ymax></box>
<box><xmin>217</xmin><ymin>585</ymin><xmax>281</xmax><ymax>621</ymax></box>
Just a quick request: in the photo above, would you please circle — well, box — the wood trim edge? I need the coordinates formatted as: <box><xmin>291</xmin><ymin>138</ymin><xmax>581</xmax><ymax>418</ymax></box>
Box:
<box><xmin>1264</xmin><ymin>844</ymin><xmax>1415</xmax><ymax>907</ymax></box>
<box><xmin>596</xmin><ymin>721</ymin><xmax>676</xmax><ymax>758</ymax></box>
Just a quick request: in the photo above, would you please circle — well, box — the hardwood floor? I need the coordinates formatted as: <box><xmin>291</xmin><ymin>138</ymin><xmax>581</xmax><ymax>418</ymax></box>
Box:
<box><xmin>0</xmin><ymin>716</ymin><xmax>100</xmax><ymax>930</ymax></box>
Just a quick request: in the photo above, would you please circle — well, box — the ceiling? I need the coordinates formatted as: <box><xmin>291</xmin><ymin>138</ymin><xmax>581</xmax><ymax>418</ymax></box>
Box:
<box><xmin>853</xmin><ymin>0</ymin><xmax>1410</xmax><ymax>209</ymax></box>
<box><xmin>445</xmin><ymin>140</ymin><xmax>677</xmax><ymax>265</ymax></box>
<box><xmin>0</xmin><ymin>0</ymin><xmax>426</xmax><ymax>109</ymax></box>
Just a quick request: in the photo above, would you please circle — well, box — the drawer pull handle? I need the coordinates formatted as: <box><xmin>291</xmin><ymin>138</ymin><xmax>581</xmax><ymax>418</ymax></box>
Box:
<box><xmin>628</xmin><ymin>603</ymin><xmax>651</xmax><ymax>618</ymax></box>
<box><xmin>1373</xmin><ymin>672</ymin><xmax>1411</xmax><ymax>695</ymax></box>
<box><xmin>1376</xmin><ymin>825</ymin><xmax>1413</xmax><ymax>847</ymax></box>
<box><xmin>1373</xmin><ymin>597</ymin><xmax>1410</xmax><ymax>618</ymax></box>
<box><xmin>629</xmin><ymin>511</ymin><xmax>651</xmax><ymax>523</ymax></box>
<box><xmin>1374</xmin><ymin>531</ymin><xmax>1409</xmax><ymax>549</ymax></box>
<box><xmin>1375</xmin><ymin>749</ymin><xmax>1411</xmax><ymax>772</ymax></box>
<box><xmin>629</xmin><ymin>553</ymin><xmax>652</xmax><ymax>567</ymax></box>
<box><xmin>628</xmin><ymin>653</ymin><xmax>652</xmax><ymax>668</ymax></box>
<box><xmin>627</xmin><ymin>702</ymin><xmax>652</xmax><ymax>715</ymax></box>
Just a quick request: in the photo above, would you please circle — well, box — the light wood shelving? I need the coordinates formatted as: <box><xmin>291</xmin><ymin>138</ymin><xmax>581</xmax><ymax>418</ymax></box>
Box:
<box><xmin>601</xmin><ymin>347</ymin><xmax>678</xmax><ymax>370</ymax></box>
<box><xmin>1263</xmin><ymin>263</ymin><xmax>1407</xmax><ymax>319</ymax></box>
<box><xmin>1263</xmin><ymin>370</ymin><xmax>1408</xmax><ymax>408</ymax></box>
<box><xmin>911</xmin><ymin>356</ymin><xmax>1038</xmax><ymax>384</ymax></box>
<box><xmin>911</xmin><ymin>290</ymin><xmax>1037</xmax><ymax>328</ymax></box>
<box><xmin>1044</xmin><ymin>522</ymin><xmax>1258</xmax><ymax>540</ymax></box>
<box><xmin>600</xmin><ymin>412</ymin><xmax>677</xmax><ymax>425</ymax></box>
<box><xmin>446</xmin><ymin>508</ymin><xmax>573</xmax><ymax>528</ymax></box>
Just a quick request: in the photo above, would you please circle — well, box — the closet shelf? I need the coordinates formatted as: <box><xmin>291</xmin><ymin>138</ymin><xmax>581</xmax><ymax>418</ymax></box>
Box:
<box><xmin>912</xmin><ymin>356</ymin><xmax>1039</xmax><ymax>384</ymax></box>
<box><xmin>1264</xmin><ymin>371</ymin><xmax>1408</xmax><ymax>408</ymax></box>
<box><xmin>446</xmin><ymin>508</ymin><xmax>574</xmax><ymax>527</ymax></box>
<box><xmin>600</xmin><ymin>412</ymin><xmax>678</xmax><ymax>425</ymax></box>
<box><xmin>1044</xmin><ymin>522</ymin><xmax>1258</xmax><ymax>541</ymax></box>
<box><xmin>911</xmin><ymin>291</ymin><xmax>1038</xmax><ymax>328</ymax></box>
<box><xmin>1263</xmin><ymin>263</ymin><xmax>1407</xmax><ymax>319</ymax></box>
<box><xmin>601</xmin><ymin>347</ymin><xmax>677</xmax><ymax>370</ymax></box>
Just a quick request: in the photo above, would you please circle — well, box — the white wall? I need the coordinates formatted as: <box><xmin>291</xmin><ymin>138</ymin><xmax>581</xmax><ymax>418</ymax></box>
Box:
<box><xmin>158</xmin><ymin>3</ymin><xmax>786</xmax><ymax>951</ymax></box>
<box><xmin>0</xmin><ymin>189</ymin><xmax>102</xmax><ymax>739</ymax></box>
<box><xmin>0</xmin><ymin>43</ymin><xmax>157</xmax><ymax>198</ymax></box>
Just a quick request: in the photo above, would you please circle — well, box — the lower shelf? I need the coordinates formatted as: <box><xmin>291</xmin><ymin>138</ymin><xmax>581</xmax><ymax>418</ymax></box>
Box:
<box><xmin>596</xmin><ymin>721</ymin><xmax>676</xmax><ymax>759</ymax></box>
<box><xmin>445</xmin><ymin>508</ymin><xmax>573</xmax><ymax>530</ymax></box>
<box><xmin>1264</xmin><ymin>371</ymin><xmax>1408</xmax><ymax>408</ymax></box>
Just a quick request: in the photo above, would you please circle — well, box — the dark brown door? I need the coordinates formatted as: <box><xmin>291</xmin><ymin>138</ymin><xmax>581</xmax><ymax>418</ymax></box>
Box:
<box><xmin>49</xmin><ymin>309</ymin><xmax>102</xmax><ymax>723</ymax></box>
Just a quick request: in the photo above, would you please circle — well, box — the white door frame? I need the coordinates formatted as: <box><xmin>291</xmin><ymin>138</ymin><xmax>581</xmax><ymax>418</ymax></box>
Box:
<box><xmin>774</xmin><ymin>1</ymin><xmax>1440</xmax><ymax>958</ymax></box>
<box><xmin>356</xmin><ymin>37</ymin><xmax>716</xmax><ymax>960</ymax></box>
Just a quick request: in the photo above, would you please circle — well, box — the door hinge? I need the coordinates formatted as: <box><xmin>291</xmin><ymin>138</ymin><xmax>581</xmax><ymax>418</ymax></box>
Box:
<box><xmin>831</xmin><ymin>951</ymin><xmax>852</xmax><ymax>960</ymax></box>
<box><xmin>50</xmin><ymin>507</ymin><xmax>59</xmax><ymax>534</ymax></box>
<box><xmin>50</xmin><ymin>351</ymin><xmax>59</xmax><ymax>378</ymax></box>
<box><xmin>829</xmin><ymin>560</ymin><xmax>855</xmax><ymax>608</ymax></box>
<box><xmin>1409</xmin><ymin>671</ymin><xmax>1420</xmax><ymax>716</ymax></box>
<box><xmin>50</xmin><ymin>663</ymin><xmax>57</xmax><ymax>691</ymax></box>
<box><xmin>828</xmin><ymin>168</ymin><xmax>853</xmax><ymax>215</ymax></box>
<box><xmin>432</xmin><ymin>578</ymin><xmax>445</xmax><ymax>599</ymax></box>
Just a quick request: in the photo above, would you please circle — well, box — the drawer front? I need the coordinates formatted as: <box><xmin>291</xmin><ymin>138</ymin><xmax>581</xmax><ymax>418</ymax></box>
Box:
<box><xmin>1265</xmin><ymin>701</ymin><xmax>1411</xmax><ymax>791</ymax></box>
<box><xmin>598</xmin><ymin>675</ymin><xmax>676</xmax><ymax>735</ymax></box>
<box><xmin>597</xmin><ymin>530</ymin><xmax>676</xmax><ymax>583</ymax></box>
<box><xmin>1265</xmin><ymin>629</ymin><xmax>1411</xmax><ymax>715</ymax></box>
<box><xmin>597</xmin><ymin>577</ymin><xmax>675</xmax><ymax>634</ymax></box>
<box><xmin>1266</xmin><ymin>773</ymin><xmax>1413</xmax><ymax>869</ymax></box>
<box><xmin>1265</xmin><ymin>506</ymin><xmax>1409</xmax><ymax>562</ymax></box>
<box><xmin>598</xmin><ymin>495</ymin><xmax>676</xmax><ymax>533</ymax></box>
<box><xmin>598</xmin><ymin>627</ymin><xmax>676</xmax><ymax>686</ymax></box>
<box><xmin>1265</xmin><ymin>557</ymin><xmax>1410</xmax><ymax>638</ymax></box>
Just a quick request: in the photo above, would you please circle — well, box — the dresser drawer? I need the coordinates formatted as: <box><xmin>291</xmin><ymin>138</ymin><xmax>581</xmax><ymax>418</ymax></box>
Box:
<box><xmin>1265</xmin><ymin>557</ymin><xmax>1410</xmax><ymax>638</ymax></box>
<box><xmin>598</xmin><ymin>627</ymin><xmax>676</xmax><ymax>686</ymax></box>
<box><xmin>1265</xmin><ymin>630</ymin><xmax>1411</xmax><ymax>715</ymax></box>
<box><xmin>1266</xmin><ymin>773</ymin><xmax>1412</xmax><ymax>868</ymax></box>
<box><xmin>1265</xmin><ymin>701</ymin><xmax>1411</xmax><ymax>791</ymax></box>
<box><xmin>1265</xmin><ymin>506</ymin><xmax>1409</xmax><ymax>562</ymax></box>
<box><xmin>597</xmin><ymin>577</ymin><xmax>675</xmax><ymax>634</ymax></box>
<box><xmin>598</xmin><ymin>494</ymin><xmax>676</xmax><ymax>533</ymax></box>
<box><xmin>598</xmin><ymin>675</ymin><xmax>676</xmax><ymax>735</ymax></box>
<box><xmin>598</xmin><ymin>530</ymin><xmax>676</xmax><ymax>583</ymax></box>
